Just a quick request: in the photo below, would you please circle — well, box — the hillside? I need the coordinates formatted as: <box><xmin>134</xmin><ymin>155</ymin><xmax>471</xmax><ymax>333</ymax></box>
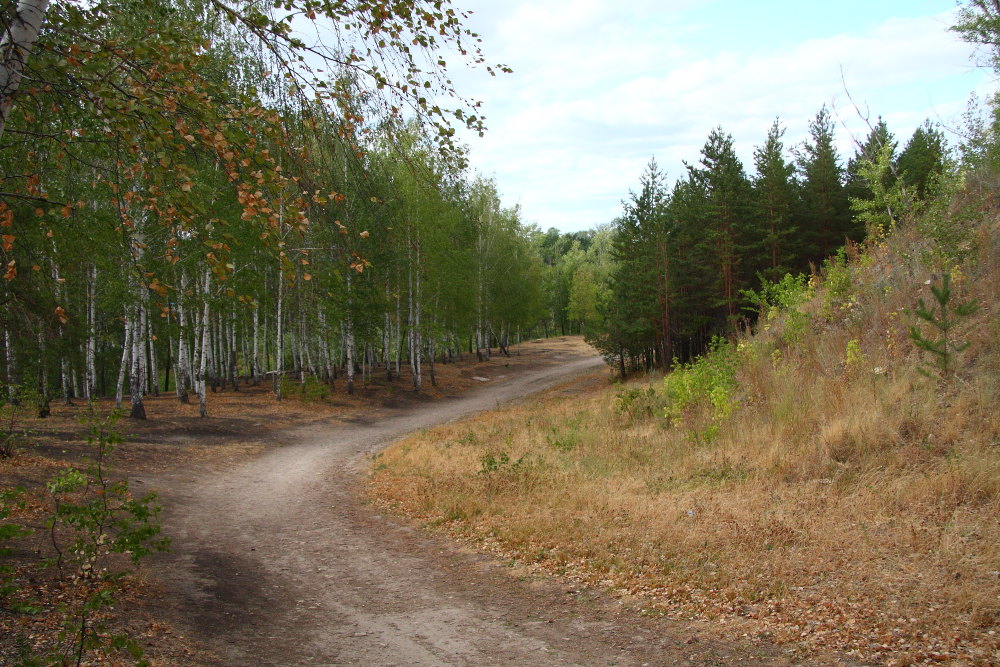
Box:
<box><xmin>369</xmin><ymin>189</ymin><xmax>1000</xmax><ymax>664</ymax></box>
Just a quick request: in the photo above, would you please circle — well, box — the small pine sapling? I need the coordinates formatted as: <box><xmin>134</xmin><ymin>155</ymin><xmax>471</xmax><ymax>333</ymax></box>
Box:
<box><xmin>908</xmin><ymin>273</ymin><xmax>978</xmax><ymax>378</ymax></box>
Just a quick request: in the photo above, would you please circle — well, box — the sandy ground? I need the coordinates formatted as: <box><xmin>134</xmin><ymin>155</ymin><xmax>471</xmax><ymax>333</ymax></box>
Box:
<box><xmin>136</xmin><ymin>342</ymin><xmax>802</xmax><ymax>666</ymax></box>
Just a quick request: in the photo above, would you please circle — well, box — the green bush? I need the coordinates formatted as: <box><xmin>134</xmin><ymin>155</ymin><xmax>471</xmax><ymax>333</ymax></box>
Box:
<box><xmin>662</xmin><ymin>337</ymin><xmax>740</xmax><ymax>437</ymax></box>
<box><xmin>742</xmin><ymin>272</ymin><xmax>813</xmax><ymax>345</ymax></box>
<box><xmin>3</xmin><ymin>411</ymin><xmax>169</xmax><ymax>665</ymax></box>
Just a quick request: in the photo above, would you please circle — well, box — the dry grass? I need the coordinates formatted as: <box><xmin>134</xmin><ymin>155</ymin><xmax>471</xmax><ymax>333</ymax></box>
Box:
<box><xmin>370</xmin><ymin>214</ymin><xmax>1000</xmax><ymax>664</ymax></box>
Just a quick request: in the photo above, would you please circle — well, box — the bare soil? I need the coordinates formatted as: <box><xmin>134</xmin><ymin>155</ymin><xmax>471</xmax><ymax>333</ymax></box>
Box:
<box><xmin>3</xmin><ymin>339</ymin><xmax>824</xmax><ymax>665</ymax></box>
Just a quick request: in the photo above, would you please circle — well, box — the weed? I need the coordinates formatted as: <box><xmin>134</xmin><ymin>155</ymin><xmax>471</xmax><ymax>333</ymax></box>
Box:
<box><xmin>614</xmin><ymin>385</ymin><xmax>662</xmax><ymax>420</ymax></box>
<box><xmin>457</xmin><ymin>431</ymin><xmax>480</xmax><ymax>446</ymax></box>
<box><xmin>478</xmin><ymin>451</ymin><xmax>526</xmax><ymax>474</ymax></box>
<box><xmin>819</xmin><ymin>249</ymin><xmax>854</xmax><ymax>321</ymax></box>
<box><xmin>845</xmin><ymin>339</ymin><xmax>864</xmax><ymax>369</ymax></box>
<box><xmin>298</xmin><ymin>374</ymin><xmax>330</xmax><ymax>403</ymax></box>
<box><xmin>545</xmin><ymin>427</ymin><xmax>578</xmax><ymax>452</ymax></box>
<box><xmin>1</xmin><ymin>487</ymin><xmax>30</xmax><ymax>599</ymax></box>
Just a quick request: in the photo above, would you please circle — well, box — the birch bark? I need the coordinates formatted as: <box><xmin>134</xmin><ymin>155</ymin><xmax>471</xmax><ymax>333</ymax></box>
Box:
<box><xmin>0</xmin><ymin>0</ymin><xmax>49</xmax><ymax>139</ymax></box>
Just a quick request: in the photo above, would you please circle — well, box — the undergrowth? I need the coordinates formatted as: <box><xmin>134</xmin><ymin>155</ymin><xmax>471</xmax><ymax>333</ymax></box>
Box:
<box><xmin>0</xmin><ymin>411</ymin><xmax>169</xmax><ymax>665</ymax></box>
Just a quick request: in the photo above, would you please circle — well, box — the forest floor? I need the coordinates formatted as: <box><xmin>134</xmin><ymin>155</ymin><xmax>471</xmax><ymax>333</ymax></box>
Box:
<box><xmin>1</xmin><ymin>337</ymin><xmax>842</xmax><ymax>666</ymax></box>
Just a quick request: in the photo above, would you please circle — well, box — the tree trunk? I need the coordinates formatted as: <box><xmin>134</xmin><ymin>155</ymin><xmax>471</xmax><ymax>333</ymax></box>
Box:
<box><xmin>3</xmin><ymin>329</ymin><xmax>15</xmax><ymax>401</ymax></box>
<box><xmin>344</xmin><ymin>318</ymin><xmax>355</xmax><ymax>395</ymax></box>
<box><xmin>148</xmin><ymin>315</ymin><xmax>159</xmax><ymax>397</ymax></box>
<box><xmin>36</xmin><ymin>332</ymin><xmax>49</xmax><ymax>417</ymax></box>
<box><xmin>114</xmin><ymin>317</ymin><xmax>132</xmax><ymax>410</ymax></box>
<box><xmin>275</xmin><ymin>266</ymin><xmax>284</xmax><ymax>400</ymax></box>
<box><xmin>228</xmin><ymin>318</ymin><xmax>239</xmax><ymax>392</ymax></box>
<box><xmin>197</xmin><ymin>273</ymin><xmax>210</xmax><ymax>417</ymax></box>
<box><xmin>384</xmin><ymin>297</ymin><xmax>392</xmax><ymax>381</ymax></box>
<box><xmin>85</xmin><ymin>266</ymin><xmax>96</xmax><ymax>403</ymax></box>
<box><xmin>175</xmin><ymin>273</ymin><xmax>190</xmax><ymax>403</ymax></box>
<box><xmin>0</xmin><ymin>0</ymin><xmax>50</xmax><ymax>140</ymax></box>
<box><xmin>252</xmin><ymin>305</ymin><xmax>260</xmax><ymax>385</ymax></box>
<box><xmin>129</xmin><ymin>299</ymin><xmax>147</xmax><ymax>420</ymax></box>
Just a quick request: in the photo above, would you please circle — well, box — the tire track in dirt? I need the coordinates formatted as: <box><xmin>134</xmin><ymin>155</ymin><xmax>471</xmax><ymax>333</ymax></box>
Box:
<box><xmin>148</xmin><ymin>351</ymin><xmax>796</xmax><ymax>666</ymax></box>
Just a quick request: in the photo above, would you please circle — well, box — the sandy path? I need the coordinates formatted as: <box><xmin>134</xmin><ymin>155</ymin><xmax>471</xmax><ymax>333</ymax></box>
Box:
<box><xmin>149</xmin><ymin>351</ymin><xmax>791</xmax><ymax>666</ymax></box>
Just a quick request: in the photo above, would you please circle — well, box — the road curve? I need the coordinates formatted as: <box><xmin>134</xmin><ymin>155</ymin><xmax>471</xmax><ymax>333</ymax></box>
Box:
<box><xmin>150</xmin><ymin>351</ymin><xmax>786</xmax><ymax>666</ymax></box>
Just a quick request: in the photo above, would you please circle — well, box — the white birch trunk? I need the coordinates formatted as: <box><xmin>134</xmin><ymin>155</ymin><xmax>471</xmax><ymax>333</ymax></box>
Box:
<box><xmin>409</xmin><ymin>238</ymin><xmax>422</xmax><ymax>391</ymax></box>
<box><xmin>2</xmin><ymin>330</ymin><xmax>12</xmax><ymax>400</ymax></box>
<box><xmin>228</xmin><ymin>317</ymin><xmax>238</xmax><ymax>391</ymax></box>
<box><xmin>0</xmin><ymin>0</ymin><xmax>50</xmax><ymax>139</ymax></box>
<box><xmin>198</xmin><ymin>272</ymin><xmax>210</xmax><ymax>417</ymax></box>
<box><xmin>129</xmin><ymin>298</ymin><xmax>146</xmax><ymax>419</ymax></box>
<box><xmin>114</xmin><ymin>318</ymin><xmax>132</xmax><ymax>410</ymax></box>
<box><xmin>394</xmin><ymin>272</ymin><xmax>401</xmax><ymax>379</ymax></box>
<box><xmin>85</xmin><ymin>265</ymin><xmax>96</xmax><ymax>403</ymax></box>
<box><xmin>148</xmin><ymin>314</ymin><xmax>159</xmax><ymax>397</ymax></box>
<box><xmin>176</xmin><ymin>272</ymin><xmax>190</xmax><ymax>403</ymax></box>
<box><xmin>252</xmin><ymin>305</ymin><xmax>260</xmax><ymax>385</ymax></box>
<box><xmin>383</xmin><ymin>306</ymin><xmax>392</xmax><ymax>381</ymax></box>
<box><xmin>343</xmin><ymin>318</ymin><xmax>355</xmax><ymax>394</ymax></box>
<box><xmin>318</xmin><ymin>307</ymin><xmax>331</xmax><ymax>383</ymax></box>
<box><xmin>275</xmin><ymin>266</ymin><xmax>284</xmax><ymax>400</ymax></box>
<box><xmin>298</xmin><ymin>300</ymin><xmax>309</xmax><ymax>383</ymax></box>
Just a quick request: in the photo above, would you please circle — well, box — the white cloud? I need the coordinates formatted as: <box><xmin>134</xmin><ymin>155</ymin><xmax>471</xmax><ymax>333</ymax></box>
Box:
<box><xmin>450</xmin><ymin>3</ymin><xmax>991</xmax><ymax>231</ymax></box>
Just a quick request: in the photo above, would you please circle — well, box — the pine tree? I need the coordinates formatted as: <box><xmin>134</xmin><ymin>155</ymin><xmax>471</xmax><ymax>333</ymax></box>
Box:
<box><xmin>798</xmin><ymin>106</ymin><xmax>853</xmax><ymax>262</ymax></box>
<box><xmin>897</xmin><ymin>120</ymin><xmax>947</xmax><ymax>200</ymax></box>
<box><xmin>688</xmin><ymin>127</ymin><xmax>754</xmax><ymax>329</ymax></box>
<box><xmin>597</xmin><ymin>159</ymin><xmax>669</xmax><ymax>375</ymax></box>
<box><xmin>752</xmin><ymin>119</ymin><xmax>799</xmax><ymax>282</ymax></box>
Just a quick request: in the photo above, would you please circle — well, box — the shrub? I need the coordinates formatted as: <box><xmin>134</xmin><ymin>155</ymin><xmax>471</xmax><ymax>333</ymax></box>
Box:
<box><xmin>742</xmin><ymin>273</ymin><xmax>813</xmax><ymax>345</ymax></box>
<box><xmin>662</xmin><ymin>337</ymin><xmax>740</xmax><ymax>437</ymax></box>
<box><xmin>613</xmin><ymin>385</ymin><xmax>663</xmax><ymax>420</ymax></box>
<box><xmin>3</xmin><ymin>411</ymin><xmax>169</xmax><ymax>665</ymax></box>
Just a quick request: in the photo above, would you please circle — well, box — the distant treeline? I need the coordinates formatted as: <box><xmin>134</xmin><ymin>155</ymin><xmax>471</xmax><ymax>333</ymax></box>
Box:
<box><xmin>532</xmin><ymin>108</ymin><xmax>949</xmax><ymax>375</ymax></box>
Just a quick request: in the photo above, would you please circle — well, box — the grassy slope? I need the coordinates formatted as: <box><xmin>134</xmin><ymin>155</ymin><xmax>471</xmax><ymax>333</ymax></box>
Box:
<box><xmin>369</xmin><ymin>197</ymin><xmax>999</xmax><ymax>665</ymax></box>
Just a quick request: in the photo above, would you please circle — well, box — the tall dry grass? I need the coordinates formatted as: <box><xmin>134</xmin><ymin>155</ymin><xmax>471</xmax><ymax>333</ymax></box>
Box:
<box><xmin>370</xmin><ymin>207</ymin><xmax>1000</xmax><ymax>665</ymax></box>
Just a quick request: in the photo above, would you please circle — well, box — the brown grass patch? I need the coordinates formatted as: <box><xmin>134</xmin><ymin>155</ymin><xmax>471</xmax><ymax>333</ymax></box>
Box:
<box><xmin>369</xmin><ymin>220</ymin><xmax>1000</xmax><ymax>664</ymax></box>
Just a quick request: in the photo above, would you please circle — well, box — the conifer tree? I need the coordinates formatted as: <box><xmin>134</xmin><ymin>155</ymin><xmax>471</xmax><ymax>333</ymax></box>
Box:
<box><xmin>597</xmin><ymin>160</ymin><xmax>669</xmax><ymax>374</ymax></box>
<box><xmin>798</xmin><ymin>106</ymin><xmax>853</xmax><ymax>261</ymax></box>
<box><xmin>688</xmin><ymin>128</ymin><xmax>754</xmax><ymax>328</ymax></box>
<box><xmin>752</xmin><ymin>119</ymin><xmax>799</xmax><ymax>282</ymax></box>
<box><xmin>897</xmin><ymin>120</ymin><xmax>947</xmax><ymax>200</ymax></box>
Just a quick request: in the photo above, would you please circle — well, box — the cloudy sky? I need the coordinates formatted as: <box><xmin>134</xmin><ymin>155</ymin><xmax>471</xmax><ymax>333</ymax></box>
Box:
<box><xmin>444</xmin><ymin>0</ymin><xmax>994</xmax><ymax>232</ymax></box>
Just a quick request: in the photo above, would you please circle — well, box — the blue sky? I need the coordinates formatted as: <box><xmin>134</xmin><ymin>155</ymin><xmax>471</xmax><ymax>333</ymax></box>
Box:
<box><xmin>447</xmin><ymin>1</ymin><xmax>994</xmax><ymax>232</ymax></box>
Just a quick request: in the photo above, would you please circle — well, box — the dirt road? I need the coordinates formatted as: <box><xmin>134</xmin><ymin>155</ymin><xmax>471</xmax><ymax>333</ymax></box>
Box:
<box><xmin>149</xmin><ymin>348</ymin><xmax>790</xmax><ymax>666</ymax></box>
